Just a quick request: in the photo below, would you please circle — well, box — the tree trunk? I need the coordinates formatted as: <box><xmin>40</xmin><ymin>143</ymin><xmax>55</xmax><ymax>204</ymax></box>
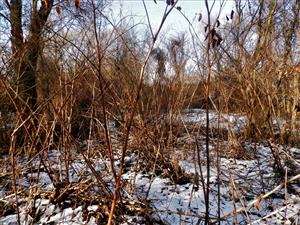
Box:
<box><xmin>10</xmin><ymin>0</ymin><xmax>53</xmax><ymax>110</ymax></box>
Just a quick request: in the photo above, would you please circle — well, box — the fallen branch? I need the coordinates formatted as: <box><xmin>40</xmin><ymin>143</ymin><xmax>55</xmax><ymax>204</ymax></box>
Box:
<box><xmin>222</xmin><ymin>173</ymin><xmax>300</xmax><ymax>219</ymax></box>
<box><xmin>250</xmin><ymin>202</ymin><xmax>299</xmax><ymax>224</ymax></box>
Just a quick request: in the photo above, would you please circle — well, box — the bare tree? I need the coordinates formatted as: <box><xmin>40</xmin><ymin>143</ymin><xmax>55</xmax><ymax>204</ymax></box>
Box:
<box><xmin>7</xmin><ymin>0</ymin><xmax>54</xmax><ymax>110</ymax></box>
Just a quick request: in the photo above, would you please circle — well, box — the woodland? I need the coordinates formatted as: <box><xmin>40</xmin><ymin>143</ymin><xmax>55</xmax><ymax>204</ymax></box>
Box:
<box><xmin>0</xmin><ymin>0</ymin><xmax>300</xmax><ymax>224</ymax></box>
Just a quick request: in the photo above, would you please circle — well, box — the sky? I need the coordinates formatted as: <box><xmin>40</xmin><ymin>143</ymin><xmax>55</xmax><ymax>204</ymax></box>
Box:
<box><xmin>109</xmin><ymin>0</ymin><xmax>235</xmax><ymax>37</ymax></box>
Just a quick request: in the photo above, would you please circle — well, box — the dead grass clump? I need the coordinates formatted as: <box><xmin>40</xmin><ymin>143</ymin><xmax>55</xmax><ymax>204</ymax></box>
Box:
<box><xmin>134</xmin><ymin>144</ymin><xmax>192</xmax><ymax>185</ymax></box>
<box><xmin>0</xmin><ymin>177</ymin><xmax>154</xmax><ymax>224</ymax></box>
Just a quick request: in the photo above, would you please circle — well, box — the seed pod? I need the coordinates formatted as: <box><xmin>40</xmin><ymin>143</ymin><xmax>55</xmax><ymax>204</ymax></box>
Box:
<box><xmin>226</xmin><ymin>15</ymin><xmax>229</xmax><ymax>21</ymax></box>
<box><xmin>230</xmin><ymin>10</ymin><xmax>234</xmax><ymax>19</ymax></box>
<box><xmin>204</xmin><ymin>25</ymin><xmax>208</xmax><ymax>32</ymax></box>
<box><xmin>198</xmin><ymin>13</ymin><xmax>202</xmax><ymax>22</ymax></box>
<box><xmin>153</xmin><ymin>0</ymin><xmax>157</xmax><ymax>3</ymax></box>
<box><xmin>176</xmin><ymin>6</ymin><xmax>181</xmax><ymax>11</ymax></box>
<box><xmin>216</xmin><ymin>20</ymin><xmax>220</xmax><ymax>27</ymax></box>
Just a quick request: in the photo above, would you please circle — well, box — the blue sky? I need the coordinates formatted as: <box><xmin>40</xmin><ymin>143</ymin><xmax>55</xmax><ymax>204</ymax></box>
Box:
<box><xmin>109</xmin><ymin>0</ymin><xmax>235</xmax><ymax>36</ymax></box>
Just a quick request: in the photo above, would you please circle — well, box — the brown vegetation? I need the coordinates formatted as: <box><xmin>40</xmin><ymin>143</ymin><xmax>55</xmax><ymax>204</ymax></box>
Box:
<box><xmin>0</xmin><ymin>0</ymin><xmax>299</xmax><ymax>224</ymax></box>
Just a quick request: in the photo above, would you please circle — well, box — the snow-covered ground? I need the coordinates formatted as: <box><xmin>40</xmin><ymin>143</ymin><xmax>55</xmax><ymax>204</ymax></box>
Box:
<box><xmin>0</xmin><ymin>111</ymin><xmax>299</xmax><ymax>224</ymax></box>
<box><xmin>181</xmin><ymin>109</ymin><xmax>247</xmax><ymax>132</ymax></box>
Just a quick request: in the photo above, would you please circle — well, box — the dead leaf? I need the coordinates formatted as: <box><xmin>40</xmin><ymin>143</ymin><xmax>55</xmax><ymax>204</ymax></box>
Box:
<box><xmin>211</xmin><ymin>28</ymin><xmax>216</xmax><ymax>37</ymax></box>
<box><xmin>42</xmin><ymin>0</ymin><xmax>48</xmax><ymax>10</ymax></box>
<box><xmin>56</xmin><ymin>5</ymin><xmax>61</xmax><ymax>15</ymax></box>
<box><xmin>254</xmin><ymin>194</ymin><xmax>264</xmax><ymax>211</ymax></box>
<box><xmin>75</xmin><ymin>0</ymin><xmax>80</xmax><ymax>9</ymax></box>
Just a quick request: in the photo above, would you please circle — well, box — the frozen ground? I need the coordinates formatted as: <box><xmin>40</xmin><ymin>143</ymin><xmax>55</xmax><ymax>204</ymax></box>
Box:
<box><xmin>0</xmin><ymin>111</ymin><xmax>300</xmax><ymax>224</ymax></box>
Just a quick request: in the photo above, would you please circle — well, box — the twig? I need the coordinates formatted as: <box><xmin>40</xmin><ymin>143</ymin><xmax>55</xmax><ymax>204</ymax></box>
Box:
<box><xmin>10</xmin><ymin>131</ymin><xmax>21</xmax><ymax>225</ymax></box>
<box><xmin>229</xmin><ymin>175</ymin><xmax>238</xmax><ymax>225</ymax></box>
<box><xmin>195</xmin><ymin>138</ymin><xmax>207</xmax><ymax>199</ymax></box>
<box><xmin>222</xmin><ymin>173</ymin><xmax>300</xmax><ymax>219</ymax></box>
<box><xmin>251</xmin><ymin>202</ymin><xmax>299</xmax><ymax>224</ymax></box>
<box><xmin>142</xmin><ymin>0</ymin><xmax>154</xmax><ymax>39</ymax></box>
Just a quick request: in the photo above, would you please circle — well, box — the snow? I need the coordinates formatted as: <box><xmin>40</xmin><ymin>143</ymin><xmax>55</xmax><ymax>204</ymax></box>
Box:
<box><xmin>0</xmin><ymin>110</ymin><xmax>299</xmax><ymax>224</ymax></box>
<box><xmin>181</xmin><ymin>109</ymin><xmax>246</xmax><ymax>132</ymax></box>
